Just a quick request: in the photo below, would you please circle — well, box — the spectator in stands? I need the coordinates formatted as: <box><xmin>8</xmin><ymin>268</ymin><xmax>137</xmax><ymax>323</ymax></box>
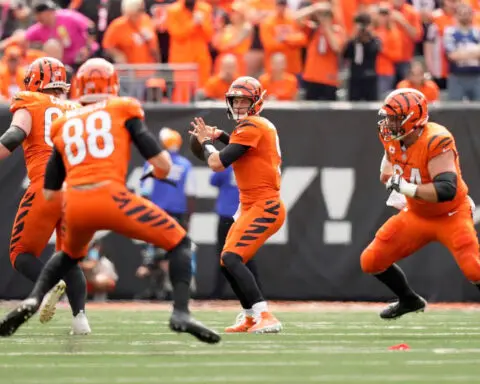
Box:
<box><xmin>79</xmin><ymin>239</ymin><xmax>118</xmax><ymax>302</ymax></box>
<box><xmin>302</xmin><ymin>2</ymin><xmax>345</xmax><ymax>101</ymax></box>
<box><xmin>444</xmin><ymin>3</ymin><xmax>480</xmax><ymax>101</ymax></box>
<box><xmin>0</xmin><ymin>45</ymin><xmax>25</xmax><ymax>100</ymax></box>
<box><xmin>0</xmin><ymin>0</ymin><xmax>30</xmax><ymax>40</ymax></box>
<box><xmin>391</xmin><ymin>0</ymin><xmax>423</xmax><ymax>82</ymax></box>
<box><xmin>42</xmin><ymin>38</ymin><xmax>75</xmax><ymax>85</ymax></box>
<box><xmin>243</xmin><ymin>0</ymin><xmax>275</xmax><ymax>77</ymax></box>
<box><xmin>259</xmin><ymin>52</ymin><xmax>298</xmax><ymax>100</ymax></box>
<box><xmin>166</xmin><ymin>0</ymin><xmax>213</xmax><ymax>87</ymax></box>
<box><xmin>103</xmin><ymin>0</ymin><xmax>159</xmax><ymax>64</ymax></box>
<box><xmin>396</xmin><ymin>59</ymin><xmax>440</xmax><ymax>102</ymax></box>
<box><xmin>17</xmin><ymin>0</ymin><xmax>97</xmax><ymax>67</ymax></box>
<box><xmin>343</xmin><ymin>12</ymin><xmax>381</xmax><ymax>101</ymax></box>
<box><xmin>373</xmin><ymin>3</ymin><xmax>402</xmax><ymax>98</ymax></box>
<box><xmin>424</xmin><ymin>0</ymin><xmax>458</xmax><ymax>89</ymax></box>
<box><xmin>201</xmin><ymin>53</ymin><xmax>238</xmax><ymax>100</ymax></box>
<box><xmin>212</xmin><ymin>2</ymin><xmax>252</xmax><ymax>76</ymax></box>
<box><xmin>259</xmin><ymin>0</ymin><xmax>307</xmax><ymax>78</ymax></box>
<box><xmin>103</xmin><ymin>0</ymin><xmax>159</xmax><ymax>99</ymax></box>
<box><xmin>68</xmin><ymin>0</ymin><xmax>123</xmax><ymax>44</ymax></box>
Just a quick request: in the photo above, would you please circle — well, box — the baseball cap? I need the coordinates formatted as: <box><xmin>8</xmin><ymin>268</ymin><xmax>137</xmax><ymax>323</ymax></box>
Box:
<box><xmin>33</xmin><ymin>0</ymin><xmax>57</xmax><ymax>13</ymax></box>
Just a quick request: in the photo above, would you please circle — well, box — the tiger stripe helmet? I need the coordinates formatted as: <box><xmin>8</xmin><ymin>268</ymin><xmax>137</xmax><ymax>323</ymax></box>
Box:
<box><xmin>225</xmin><ymin>76</ymin><xmax>266</xmax><ymax>121</ymax></box>
<box><xmin>75</xmin><ymin>58</ymin><xmax>119</xmax><ymax>103</ymax></box>
<box><xmin>24</xmin><ymin>57</ymin><xmax>69</xmax><ymax>93</ymax></box>
<box><xmin>378</xmin><ymin>88</ymin><xmax>429</xmax><ymax>142</ymax></box>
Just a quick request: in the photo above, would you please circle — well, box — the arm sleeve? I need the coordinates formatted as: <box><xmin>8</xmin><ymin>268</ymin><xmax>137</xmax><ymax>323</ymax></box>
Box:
<box><xmin>217</xmin><ymin>131</ymin><xmax>230</xmax><ymax>145</ymax></box>
<box><xmin>0</xmin><ymin>125</ymin><xmax>27</xmax><ymax>152</ymax></box>
<box><xmin>124</xmin><ymin>118</ymin><xmax>162</xmax><ymax>160</ymax></box>
<box><xmin>219</xmin><ymin>144</ymin><xmax>250</xmax><ymax>168</ymax></box>
<box><xmin>44</xmin><ymin>147</ymin><xmax>66</xmax><ymax>191</ymax></box>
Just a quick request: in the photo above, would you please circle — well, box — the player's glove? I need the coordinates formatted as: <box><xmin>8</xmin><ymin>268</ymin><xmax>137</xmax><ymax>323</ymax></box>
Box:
<box><xmin>386</xmin><ymin>174</ymin><xmax>417</xmax><ymax>198</ymax></box>
<box><xmin>140</xmin><ymin>165</ymin><xmax>177</xmax><ymax>187</ymax></box>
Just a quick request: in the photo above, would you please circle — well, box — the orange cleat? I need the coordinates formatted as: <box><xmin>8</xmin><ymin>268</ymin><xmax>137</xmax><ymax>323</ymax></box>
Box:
<box><xmin>248</xmin><ymin>312</ymin><xmax>282</xmax><ymax>334</ymax></box>
<box><xmin>225</xmin><ymin>313</ymin><xmax>255</xmax><ymax>333</ymax></box>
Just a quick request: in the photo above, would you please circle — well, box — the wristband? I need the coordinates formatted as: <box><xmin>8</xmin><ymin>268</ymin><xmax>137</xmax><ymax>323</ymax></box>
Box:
<box><xmin>201</xmin><ymin>139</ymin><xmax>216</xmax><ymax>161</ymax></box>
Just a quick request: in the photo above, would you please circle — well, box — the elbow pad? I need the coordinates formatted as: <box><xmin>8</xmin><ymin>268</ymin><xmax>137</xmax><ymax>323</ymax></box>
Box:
<box><xmin>0</xmin><ymin>125</ymin><xmax>27</xmax><ymax>152</ymax></box>
<box><xmin>433</xmin><ymin>172</ymin><xmax>457</xmax><ymax>202</ymax></box>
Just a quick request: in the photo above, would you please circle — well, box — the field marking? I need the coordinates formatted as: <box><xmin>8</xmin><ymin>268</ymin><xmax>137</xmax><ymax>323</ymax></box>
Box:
<box><xmin>0</xmin><ymin>360</ymin><xmax>392</xmax><ymax>369</ymax></box>
<box><xmin>7</xmin><ymin>375</ymin><xmax>480</xmax><ymax>383</ymax></box>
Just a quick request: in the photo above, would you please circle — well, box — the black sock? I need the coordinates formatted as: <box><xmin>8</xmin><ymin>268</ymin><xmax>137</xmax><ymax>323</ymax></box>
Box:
<box><xmin>246</xmin><ymin>259</ymin><xmax>261</xmax><ymax>292</ymax></box>
<box><xmin>222</xmin><ymin>252</ymin><xmax>264</xmax><ymax>307</ymax></box>
<box><xmin>221</xmin><ymin>266</ymin><xmax>251</xmax><ymax>309</ymax></box>
<box><xmin>13</xmin><ymin>253</ymin><xmax>44</xmax><ymax>282</ymax></box>
<box><xmin>167</xmin><ymin>237</ymin><xmax>192</xmax><ymax>313</ymax></box>
<box><xmin>63</xmin><ymin>264</ymin><xmax>87</xmax><ymax>316</ymax></box>
<box><xmin>374</xmin><ymin>264</ymin><xmax>418</xmax><ymax>301</ymax></box>
<box><xmin>30</xmin><ymin>251</ymin><xmax>78</xmax><ymax>302</ymax></box>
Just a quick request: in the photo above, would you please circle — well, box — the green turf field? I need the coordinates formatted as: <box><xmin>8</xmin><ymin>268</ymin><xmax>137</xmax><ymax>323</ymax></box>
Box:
<box><xmin>0</xmin><ymin>302</ymin><xmax>479</xmax><ymax>384</ymax></box>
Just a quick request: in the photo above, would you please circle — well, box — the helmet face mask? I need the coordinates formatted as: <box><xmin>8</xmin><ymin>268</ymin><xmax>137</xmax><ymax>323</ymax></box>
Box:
<box><xmin>378</xmin><ymin>109</ymin><xmax>411</xmax><ymax>142</ymax></box>
<box><xmin>225</xmin><ymin>76</ymin><xmax>265</xmax><ymax>122</ymax></box>
<box><xmin>378</xmin><ymin>88</ymin><xmax>429</xmax><ymax>142</ymax></box>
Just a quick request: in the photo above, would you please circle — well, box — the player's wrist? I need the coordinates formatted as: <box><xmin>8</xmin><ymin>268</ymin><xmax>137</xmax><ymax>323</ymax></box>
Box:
<box><xmin>400</xmin><ymin>181</ymin><xmax>417</xmax><ymax>198</ymax></box>
<box><xmin>201</xmin><ymin>139</ymin><xmax>216</xmax><ymax>161</ymax></box>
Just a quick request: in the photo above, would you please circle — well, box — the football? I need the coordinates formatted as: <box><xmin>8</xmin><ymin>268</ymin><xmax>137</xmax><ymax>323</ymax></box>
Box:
<box><xmin>189</xmin><ymin>134</ymin><xmax>205</xmax><ymax>161</ymax></box>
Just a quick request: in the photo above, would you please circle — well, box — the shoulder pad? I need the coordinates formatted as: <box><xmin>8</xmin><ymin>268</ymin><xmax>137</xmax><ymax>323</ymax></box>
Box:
<box><xmin>427</xmin><ymin>130</ymin><xmax>455</xmax><ymax>159</ymax></box>
<box><xmin>115</xmin><ymin>96</ymin><xmax>145</xmax><ymax>120</ymax></box>
<box><xmin>10</xmin><ymin>91</ymin><xmax>43</xmax><ymax>114</ymax></box>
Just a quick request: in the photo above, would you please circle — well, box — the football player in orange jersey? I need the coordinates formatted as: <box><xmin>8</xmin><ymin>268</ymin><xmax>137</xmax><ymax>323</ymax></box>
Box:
<box><xmin>190</xmin><ymin>77</ymin><xmax>285</xmax><ymax>334</ymax></box>
<box><xmin>361</xmin><ymin>88</ymin><xmax>480</xmax><ymax>319</ymax></box>
<box><xmin>0</xmin><ymin>57</ymin><xmax>90</xmax><ymax>335</ymax></box>
<box><xmin>0</xmin><ymin>58</ymin><xmax>220</xmax><ymax>344</ymax></box>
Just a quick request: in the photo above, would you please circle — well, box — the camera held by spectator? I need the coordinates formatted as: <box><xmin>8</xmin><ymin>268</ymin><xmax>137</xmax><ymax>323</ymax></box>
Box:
<box><xmin>354</xmin><ymin>13</ymin><xmax>374</xmax><ymax>43</ymax></box>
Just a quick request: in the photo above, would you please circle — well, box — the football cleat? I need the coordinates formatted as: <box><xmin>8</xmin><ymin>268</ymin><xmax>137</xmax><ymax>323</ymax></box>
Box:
<box><xmin>39</xmin><ymin>280</ymin><xmax>66</xmax><ymax>324</ymax></box>
<box><xmin>0</xmin><ymin>297</ymin><xmax>40</xmax><ymax>337</ymax></box>
<box><xmin>70</xmin><ymin>311</ymin><xmax>91</xmax><ymax>335</ymax></box>
<box><xmin>380</xmin><ymin>296</ymin><xmax>427</xmax><ymax>320</ymax></box>
<box><xmin>169</xmin><ymin>310</ymin><xmax>221</xmax><ymax>344</ymax></box>
<box><xmin>225</xmin><ymin>312</ymin><xmax>255</xmax><ymax>333</ymax></box>
<box><xmin>248</xmin><ymin>312</ymin><xmax>282</xmax><ymax>334</ymax></box>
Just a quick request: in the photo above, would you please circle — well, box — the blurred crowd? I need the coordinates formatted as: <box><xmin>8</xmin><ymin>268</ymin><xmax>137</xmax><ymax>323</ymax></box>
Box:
<box><xmin>0</xmin><ymin>0</ymin><xmax>479</xmax><ymax>103</ymax></box>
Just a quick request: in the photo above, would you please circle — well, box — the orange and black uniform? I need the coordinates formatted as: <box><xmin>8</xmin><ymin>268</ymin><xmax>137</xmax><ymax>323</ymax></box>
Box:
<box><xmin>9</xmin><ymin>91</ymin><xmax>79</xmax><ymax>266</ymax></box>
<box><xmin>361</xmin><ymin>123</ymin><xmax>480</xmax><ymax>283</ymax></box>
<box><xmin>47</xmin><ymin>96</ymin><xmax>186</xmax><ymax>259</ymax></box>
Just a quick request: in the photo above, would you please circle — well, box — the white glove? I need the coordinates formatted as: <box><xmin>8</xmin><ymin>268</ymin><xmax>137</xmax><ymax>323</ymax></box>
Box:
<box><xmin>386</xmin><ymin>190</ymin><xmax>407</xmax><ymax>210</ymax></box>
<box><xmin>386</xmin><ymin>174</ymin><xmax>418</xmax><ymax>198</ymax></box>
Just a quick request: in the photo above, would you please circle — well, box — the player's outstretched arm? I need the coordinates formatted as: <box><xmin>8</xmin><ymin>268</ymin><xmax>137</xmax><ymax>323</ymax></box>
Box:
<box><xmin>43</xmin><ymin>147</ymin><xmax>66</xmax><ymax>201</ymax></box>
<box><xmin>125</xmin><ymin>117</ymin><xmax>172</xmax><ymax>179</ymax></box>
<box><xmin>0</xmin><ymin>109</ymin><xmax>31</xmax><ymax>160</ymax></box>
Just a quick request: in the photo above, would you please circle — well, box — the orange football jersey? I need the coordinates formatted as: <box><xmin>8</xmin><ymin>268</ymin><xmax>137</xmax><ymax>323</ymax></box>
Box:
<box><xmin>50</xmin><ymin>97</ymin><xmax>144</xmax><ymax>186</ymax></box>
<box><xmin>229</xmin><ymin>116</ymin><xmax>282</xmax><ymax>206</ymax></box>
<box><xmin>382</xmin><ymin>122</ymin><xmax>468</xmax><ymax>217</ymax></box>
<box><xmin>10</xmin><ymin>91</ymin><xmax>79</xmax><ymax>185</ymax></box>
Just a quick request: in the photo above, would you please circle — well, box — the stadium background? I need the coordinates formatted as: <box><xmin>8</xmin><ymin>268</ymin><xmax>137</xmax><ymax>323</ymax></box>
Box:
<box><xmin>0</xmin><ymin>0</ymin><xmax>479</xmax><ymax>302</ymax></box>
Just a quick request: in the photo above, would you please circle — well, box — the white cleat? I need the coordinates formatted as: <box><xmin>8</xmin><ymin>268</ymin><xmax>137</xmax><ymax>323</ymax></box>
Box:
<box><xmin>39</xmin><ymin>280</ymin><xmax>66</xmax><ymax>324</ymax></box>
<box><xmin>70</xmin><ymin>311</ymin><xmax>91</xmax><ymax>335</ymax></box>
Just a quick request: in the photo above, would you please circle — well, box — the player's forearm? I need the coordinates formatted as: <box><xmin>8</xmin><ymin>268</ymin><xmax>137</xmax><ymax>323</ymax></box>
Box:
<box><xmin>0</xmin><ymin>144</ymin><xmax>12</xmax><ymax>160</ymax></box>
<box><xmin>413</xmin><ymin>183</ymin><xmax>438</xmax><ymax>203</ymax></box>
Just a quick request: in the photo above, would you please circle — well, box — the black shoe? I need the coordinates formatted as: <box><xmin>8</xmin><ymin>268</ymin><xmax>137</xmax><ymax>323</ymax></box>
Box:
<box><xmin>0</xmin><ymin>298</ymin><xmax>40</xmax><ymax>337</ymax></box>
<box><xmin>380</xmin><ymin>296</ymin><xmax>427</xmax><ymax>320</ymax></box>
<box><xmin>169</xmin><ymin>310</ymin><xmax>221</xmax><ymax>344</ymax></box>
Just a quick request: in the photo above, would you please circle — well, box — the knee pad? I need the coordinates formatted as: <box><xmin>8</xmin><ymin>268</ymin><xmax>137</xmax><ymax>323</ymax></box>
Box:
<box><xmin>360</xmin><ymin>247</ymin><xmax>384</xmax><ymax>275</ymax></box>
<box><xmin>221</xmin><ymin>252</ymin><xmax>243</xmax><ymax>270</ymax></box>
